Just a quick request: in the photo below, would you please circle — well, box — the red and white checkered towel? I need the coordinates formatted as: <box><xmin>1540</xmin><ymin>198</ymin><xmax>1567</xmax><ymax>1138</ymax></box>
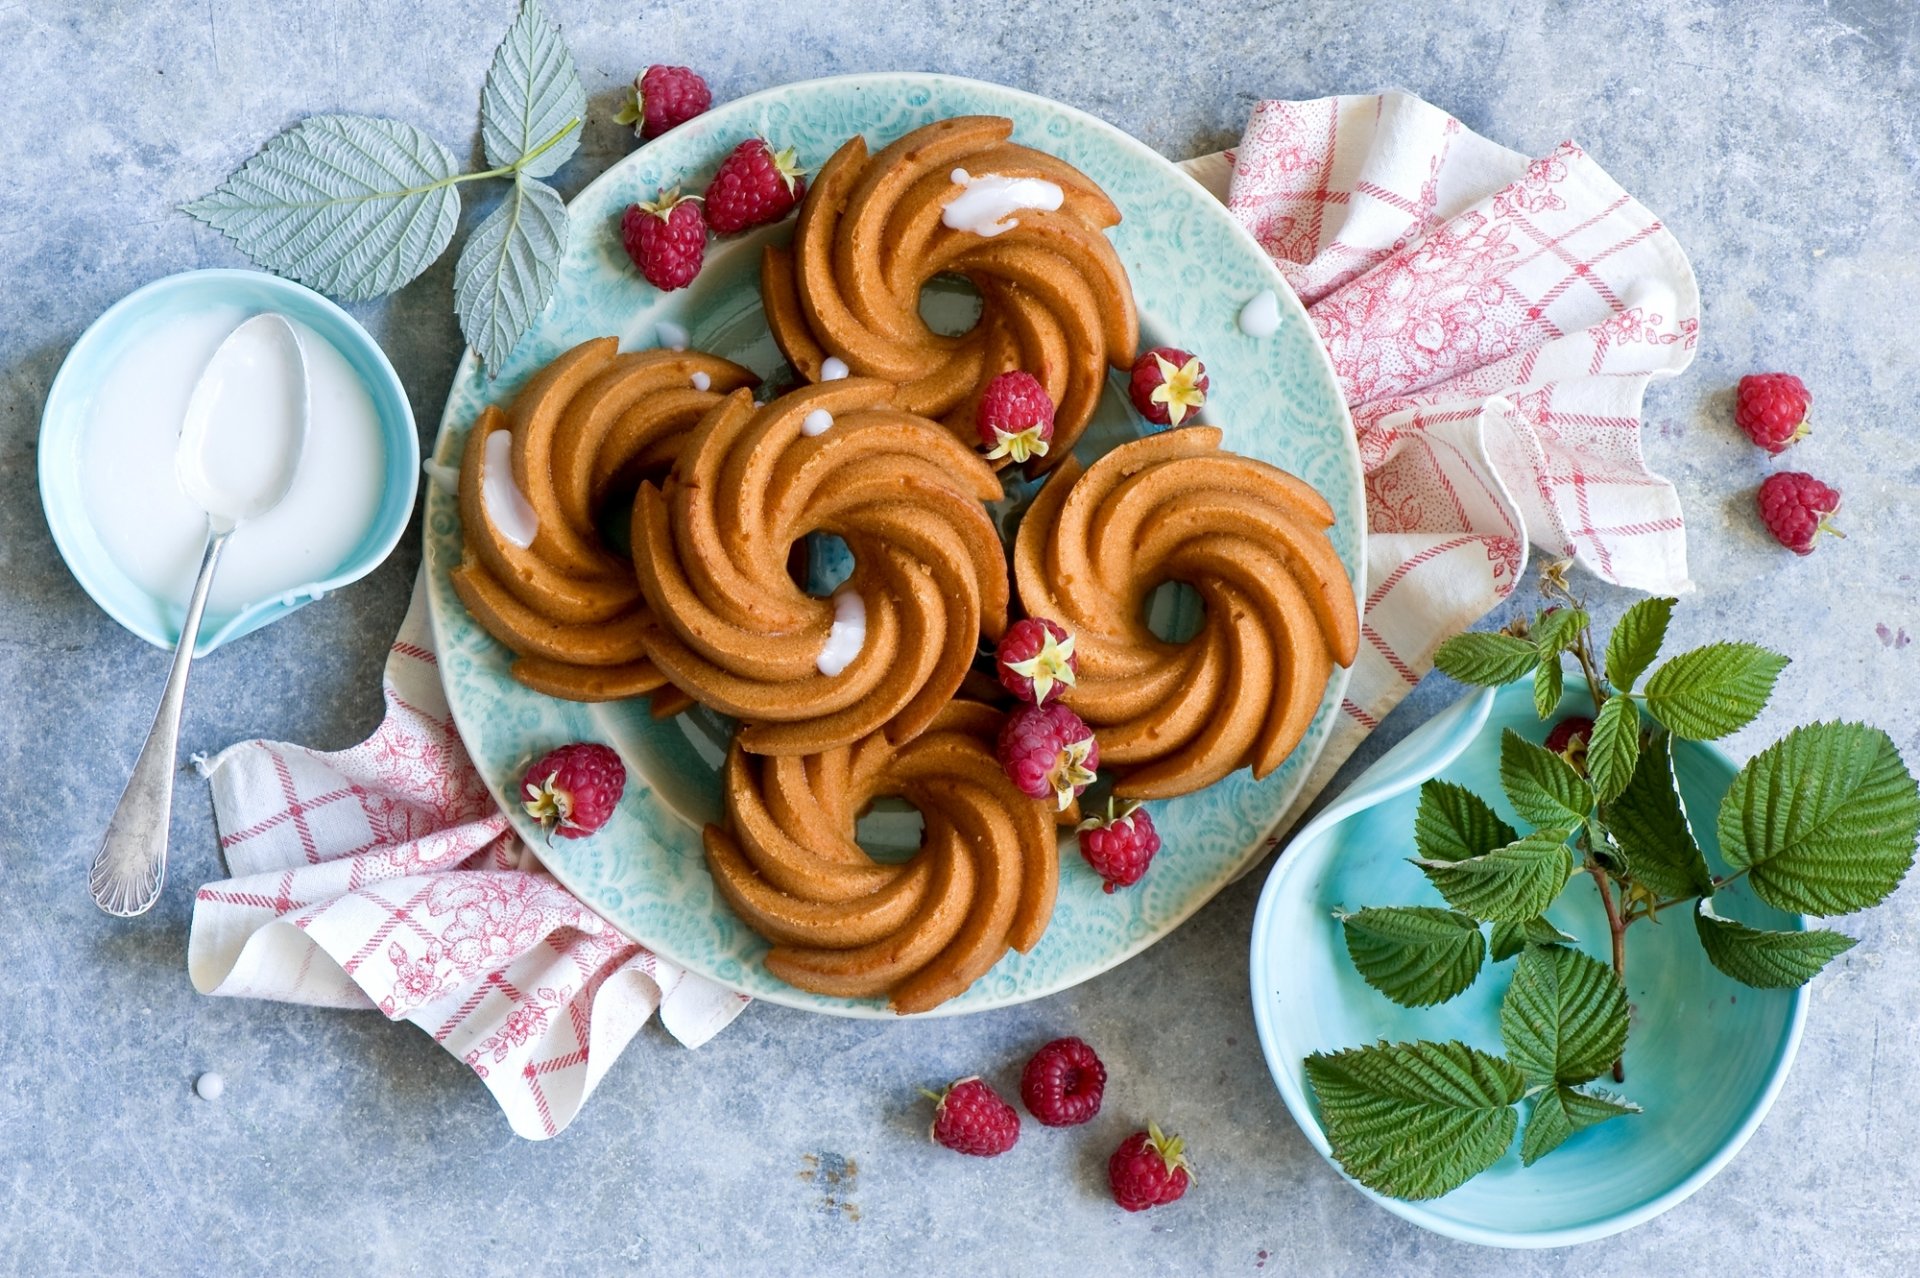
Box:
<box><xmin>187</xmin><ymin>582</ymin><xmax>749</xmax><ymax>1140</ymax></box>
<box><xmin>187</xmin><ymin>91</ymin><xmax>1695</xmax><ymax>1140</ymax></box>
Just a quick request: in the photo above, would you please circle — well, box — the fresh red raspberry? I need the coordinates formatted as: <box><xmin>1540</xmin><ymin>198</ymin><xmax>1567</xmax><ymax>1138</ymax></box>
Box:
<box><xmin>1077</xmin><ymin>800</ymin><xmax>1161</xmax><ymax>893</ymax></box>
<box><xmin>614</xmin><ymin>64</ymin><xmax>711</xmax><ymax>140</ymax></box>
<box><xmin>704</xmin><ymin>139</ymin><xmax>808</xmax><ymax>234</ymax></box>
<box><xmin>925</xmin><ymin>1077</ymin><xmax>1020</xmax><ymax>1157</ymax></box>
<box><xmin>975</xmin><ymin>371</ymin><xmax>1056</xmax><ymax>464</ymax></box>
<box><xmin>997</xmin><ymin>703</ymin><xmax>1099</xmax><ymax>810</ymax></box>
<box><xmin>1108</xmin><ymin>1123</ymin><xmax>1193</xmax><ymax>1212</ymax></box>
<box><xmin>1020</xmin><ymin>1036</ymin><xmax>1106</xmax><ymax>1127</ymax></box>
<box><xmin>994</xmin><ymin>617</ymin><xmax>1078</xmax><ymax>705</ymax></box>
<box><xmin>621</xmin><ymin>189</ymin><xmax>707</xmax><ymax>291</ymax></box>
<box><xmin>1733</xmin><ymin>373</ymin><xmax>1812</xmax><ymax>455</ymax></box>
<box><xmin>521</xmin><ymin>743</ymin><xmax>626</xmax><ymax>839</ymax></box>
<box><xmin>1127</xmin><ymin>347</ymin><xmax>1209</xmax><ymax>427</ymax></box>
<box><xmin>1543</xmin><ymin>714</ymin><xmax>1595</xmax><ymax>762</ymax></box>
<box><xmin>1756</xmin><ymin>470</ymin><xmax>1844</xmax><ymax>556</ymax></box>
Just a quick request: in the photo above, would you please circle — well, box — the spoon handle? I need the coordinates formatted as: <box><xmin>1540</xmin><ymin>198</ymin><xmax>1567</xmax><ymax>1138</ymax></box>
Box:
<box><xmin>89</xmin><ymin>526</ymin><xmax>232</xmax><ymax>917</ymax></box>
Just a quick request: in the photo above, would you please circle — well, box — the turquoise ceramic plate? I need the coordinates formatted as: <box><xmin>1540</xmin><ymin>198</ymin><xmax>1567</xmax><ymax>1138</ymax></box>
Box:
<box><xmin>1250</xmin><ymin>675</ymin><xmax>1809</xmax><ymax>1246</ymax></box>
<box><xmin>424</xmin><ymin>73</ymin><xmax>1365</xmax><ymax>1016</ymax></box>
<box><xmin>39</xmin><ymin>268</ymin><xmax>418</xmax><ymax>655</ymax></box>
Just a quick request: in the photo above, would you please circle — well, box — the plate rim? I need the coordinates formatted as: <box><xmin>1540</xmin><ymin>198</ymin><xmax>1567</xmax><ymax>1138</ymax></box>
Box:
<box><xmin>426</xmin><ymin>70</ymin><xmax>1366</xmax><ymax>1017</ymax></box>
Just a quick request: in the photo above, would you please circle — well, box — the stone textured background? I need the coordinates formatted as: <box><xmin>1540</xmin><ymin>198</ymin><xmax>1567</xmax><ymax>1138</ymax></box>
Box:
<box><xmin>3</xmin><ymin>0</ymin><xmax>1916</xmax><ymax>1273</ymax></box>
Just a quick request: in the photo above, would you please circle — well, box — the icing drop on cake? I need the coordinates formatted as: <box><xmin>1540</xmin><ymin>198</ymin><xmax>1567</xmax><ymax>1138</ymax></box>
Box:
<box><xmin>820</xmin><ymin>356</ymin><xmax>850</xmax><ymax>381</ymax></box>
<box><xmin>801</xmin><ymin>408</ymin><xmax>835</xmax><ymax>436</ymax></box>
<box><xmin>942</xmin><ymin>168</ymin><xmax>1065</xmax><ymax>237</ymax></box>
<box><xmin>690</xmin><ymin>371</ymin><xmax>712</xmax><ymax>391</ymax></box>
<box><xmin>482</xmin><ymin>429</ymin><xmax>539</xmax><ymax>549</ymax></box>
<box><xmin>816</xmin><ymin>589</ymin><xmax>867</xmax><ymax>677</ymax></box>
<box><xmin>1238</xmin><ymin>289</ymin><xmax>1282</xmax><ymax>338</ymax></box>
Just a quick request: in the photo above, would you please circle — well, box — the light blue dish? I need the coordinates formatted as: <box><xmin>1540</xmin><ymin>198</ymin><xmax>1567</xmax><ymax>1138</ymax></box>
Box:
<box><xmin>39</xmin><ymin>268</ymin><xmax>419</xmax><ymax>655</ymax></box>
<box><xmin>1250</xmin><ymin>675</ymin><xmax>1809</xmax><ymax>1247</ymax></box>
<box><xmin>422</xmin><ymin>73</ymin><xmax>1366</xmax><ymax>1016</ymax></box>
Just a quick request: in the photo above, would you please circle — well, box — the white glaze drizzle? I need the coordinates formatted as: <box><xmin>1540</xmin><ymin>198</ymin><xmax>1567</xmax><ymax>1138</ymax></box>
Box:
<box><xmin>482</xmin><ymin>429</ymin><xmax>539</xmax><ymax>549</ymax></box>
<box><xmin>815</xmin><ymin>589</ymin><xmax>867</xmax><ymax>677</ymax></box>
<box><xmin>941</xmin><ymin>168</ymin><xmax>1065</xmax><ymax>237</ymax></box>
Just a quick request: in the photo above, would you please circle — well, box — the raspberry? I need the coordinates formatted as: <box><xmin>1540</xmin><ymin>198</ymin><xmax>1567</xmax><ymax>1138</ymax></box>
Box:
<box><xmin>1543</xmin><ymin>714</ymin><xmax>1595</xmax><ymax>766</ymax></box>
<box><xmin>997</xmin><ymin>703</ymin><xmax>1099</xmax><ymax>811</ymax></box>
<box><xmin>1756</xmin><ymin>470</ymin><xmax>1844</xmax><ymax>556</ymax></box>
<box><xmin>1077</xmin><ymin>800</ymin><xmax>1161</xmax><ymax>892</ymax></box>
<box><xmin>1733</xmin><ymin>373</ymin><xmax>1812</xmax><ymax>455</ymax></box>
<box><xmin>1020</xmin><ymin>1036</ymin><xmax>1106</xmax><ymax>1127</ymax></box>
<box><xmin>975</xmin><ymin>371</ymin><xmax>1056</xmax><ymax>464</ymax></box>
<box><xmin>925</xmin><ymin>1077</ymin><xmax>1020</xmax><ymax>1157</ymax></box>
<box><xmin>521</xmin><ymin>743</ymin><xmax>626</xmax><ymax>839</ymax></box>
<box><xmin>1108</xmin><ymin>1123</ymin><xmax>1193</xmax><ymax>1212</ymax></box>
<box><xmin>704</xmin><ymin>139</ymin><xmax>808</xmax><ymax>234</ymax></box>
<box><xmin>994</xmin><ymin>617</ymin><xmax>1078</xmax><ymax>705</ymax></box>
<box><xmin>613</xmin><ymin>64</ymin><xmax>711</xmax><ymax>140</ymax></box>
<box><xmin>1127</xmin><ymin>347</ymin><xmax>1209</xmax><ymax>427</ymax></box>
<box><xmin>621</xmin><ymin>189</ymin><xmax>707</xmax><ymax>291</ymax></box>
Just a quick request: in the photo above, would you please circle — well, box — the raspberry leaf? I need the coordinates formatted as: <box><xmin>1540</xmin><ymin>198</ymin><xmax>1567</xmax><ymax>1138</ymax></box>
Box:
<box><xmin>1304</xmin><ymin>1041</ymin><xmax>1525</xmax><ymax>1201</ymax></box>
<box><xmin>1642</xmin><ymin>643</ymin><xmax>1789</xmax><ymax>740</ymax></box>
<box><xmin>479</xmin><ymin>0</ymin><xmax>585</xmax><ymax>178</ymax></box>
<box><xmin>1605</xmin><ymin>596</ymin><xmax>1675</xmax><ymax>694</ymax></box>
<box><xmin>1532</xmin><ymin>655</ymin><xmax>1564</xmax><ymax>721</ymax></box>
<box><xmin>1434</xmin><ymin>632</ymin><xmax>1540</xmax><ymax>687</ymax></box>
<box><xmin>1586</xmin><ymin>693</ymin><xmax>1642</xmax><ymax>805</ymax></box>
<box><xmin>1491</xmin><ymin>916</ymin><xmax>1575</xmax><ymax>961</ymax></box>
<box><xmin>1522</xmin><ymin>1084</ymin><xmax>1639</xmax><ymax>1165</ymax></box>
<box><xmin>1340</xmin><ymin>907</ymin><xmax>1487</xmax><ymax>1008</ymax></box>
<box><xmin>1716</xmin><ymin>722</ymin><xmax>1920</xmax><ymax>915</ymax></box>
<box><xmin>1415</xmin><ymin>832</ymin><xmax>1574</xmax><ymax>923</ymax></box>
<box><xmin>1608</xmin><ymin>733</ymin><xmax>1712</xmax><ymax>899</ymax></box>
<box><xmin>454</xmin><ymin>175</ymin><xmax>568</xmax><ymax>373</ymax></box>
<box><xmin>1414</xmin><ymin>780</ymin><xmax>1518</xmax><ymax>864</ymax></box>
<box><xmin>184</xmin><ymin>114</ymin><xmax>462</xmax><ymax>301</ymax></box>
<box><xmin>1499</xmin><ymin>943</ymin><xmax>1628</xmax><ymax>1086</ymax></box>
<box><xmin>1530</xmin><ymin>608</ymin><xmax>1589</xmax><ymax>660</ymax></box>
<box><xmin>1500</xmin><ymin>730</ymin><xmax>1594</xmax><ymax>830</ymax></box>
<box><xmin>1693</xmin><ymin>901</ymin><xmax>1857</xmax><ymax>988</ymax></box>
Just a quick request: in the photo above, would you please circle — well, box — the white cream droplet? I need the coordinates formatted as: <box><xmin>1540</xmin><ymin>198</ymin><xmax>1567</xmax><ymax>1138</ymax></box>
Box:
<box><xmin>195</xmin><ymin>1072</ymin><xmax>226</xmax><ymax>1101</ymax></box>
<box><xmin>942</xmin><ymin>168</ymin><xmax>1065</xmax><ymax>237</ymax></box>
<box><xmin>816</xmin><ymin>590</ymin><xmax>867</xmax><ymax>676</ymax></box>
<box><xmin>690</xmin><ymin>371</ymin><xmax>711</xmax><ymax>391</ymax></box>
<box><xmin>801</xmin><ymin>408</ymin><xmax>834</xmax><ymax>436</ymax></box>
<box><xmin>422</xmin><ymin>459</ymin><xmax>461</xmax><ymax>495</ymax></box>
<box><xmin>482</xmin><ymin>429</ymin><xmax>539</xmax><ymax>549</ymax></box>
<box><xmin>1238</xmin><ymin>289</ymin><xmax>1283</xmax><ymax>338</ymax></box>
<box><xmin>656</xmin><ymin>321</ymin><xmax>689</xmax><ymax>351</ymax></box>
<box><xmin>820</xmin><ymin>356</ymin><xmax>850</xmax><ymax>381</ymax></box>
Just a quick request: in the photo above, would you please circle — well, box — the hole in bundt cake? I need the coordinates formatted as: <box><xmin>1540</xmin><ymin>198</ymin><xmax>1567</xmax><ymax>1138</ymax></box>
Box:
<box><xmin>788</xmin><ymin>531</ymin><xmax>856</xmax><ymax>597</ymax></box>
<box><xmin>917</xmin><ymin>273</ymin><xmax>985</xmax><ymax>337</ymax></box>
<box><xmin>1143</xmin><ymin>580</ymin><xmax>1206</xmax><ymax>644</ymax></box>
<box><xmin>854</xmin><ymin>796</ymin><xmax>927</xmax><ymax>866</ymax></box>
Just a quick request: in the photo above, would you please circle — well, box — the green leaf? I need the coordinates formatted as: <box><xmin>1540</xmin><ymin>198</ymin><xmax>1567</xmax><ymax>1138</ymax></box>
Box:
<box><xmin>1414</xmin><ymin>780</ymin><xmax>1518</xmax><ymax>864</ymax></box>
<box><xmin>1304</xmin><ymin>1041</ymin><xmax>1525</xmax><ymax>1201</ymax></box>
<box><xmin>1500</xmin><ymin>730</ymin><xmax>1594</xmax><ymax>830</ymax></box>
<box><xmin>1718</xmin><ymin>722</ymin><xmax>1920</xmax><ymax>914</ymax></box>
<box><xmin>1693</xmin><ymin>903</ymin><xmax>1857</xmax><ymax>989</ymax></box>
<box><xmin>1605</xmin><ymin>596</ymin><xmax>1676</xmax><ymax>693</ymax></box>
<box><xmin>1490</xmin><ymin>916</ymin><xmax>1575</xmax><ymax>961</ymax></box>
<box><xmin>1434</xmin><ymin>632</ymin><xmax>1541</xmax><ymax>687</ymax></box>
<box><xmin>479</xmin><ymin>0</ymin><xmax>586</xmax><ymax>178</ymax></box>
<box><xmin>1416</xmin><ymin>832</ymin><xmax>1574</xmax><ymax>923</ymax></box>
<box><xmin>1586</xmin><ymin>693</ymin><xmax>1642</xmax><ymax>805</ymax></box>
<box><xmin>1341</xmin><ymin>907</ymin><xmax>1487</xmax><ymax>1008</ymax></box>
<box><xmin>1532</xmin><ymin>656</ymin><xmax>1565</xmax><ymax>721</ymax></box>
<box><xmin>1531</xmin><ymin>608</ymin><xmax>1589</xmax><ymax>659</ymax></box>
<box><xmin>1499</xmin><ymin>944</ymin><xmax>1628</xmax><ymax>1086</ymax></box>
<box><xmin>184</xmin><ymin>114</ymin><xmax>461</xmax><ymax>301</ymax></box>
<box><xmin>453</xmin><ymin>175</ymin><xmax>568</xmax><ymax>371</ymax></box>
<box><xmin>1608</xmin><ymin>732</ymin><xmax>1714</xmax><ymax>900</ymax></box>
<box><xmin>1522</xmin><ymin>1085</ymin><xmax>1640</xmax><ymax>1165</ymax></box>
<box><xmin>1642</xmin><ymin>642</ymin><xmax>1789</xmax><ymax>740</ymax></box>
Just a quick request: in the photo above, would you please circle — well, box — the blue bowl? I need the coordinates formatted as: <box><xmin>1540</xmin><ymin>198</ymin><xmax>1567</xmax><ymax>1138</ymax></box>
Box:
<box><xmin>1250</xmin><ymin>674</ymin><xmax>1809</xmax><ymax>1247</ymax></box>
<box><xmin>39</xmin><ymin>268</ymin><xmax>419</xmax><ymax>654</ymax></box>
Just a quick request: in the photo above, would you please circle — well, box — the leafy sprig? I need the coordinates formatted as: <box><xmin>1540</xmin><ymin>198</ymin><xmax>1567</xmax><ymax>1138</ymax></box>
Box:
<box><xmin>185</xmin><ymin>0</ymin><xmax>584</xmax><ymax>372</ymax></box>
<box><xmin>1312</xmin><ymin>563</ymin><xmax>1919</xmax><ymax>1201</ymax></box>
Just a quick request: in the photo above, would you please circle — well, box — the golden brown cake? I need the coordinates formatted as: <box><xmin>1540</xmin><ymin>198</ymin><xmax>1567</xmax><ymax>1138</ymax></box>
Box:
<box><xmin>1014</xmin><ymin>427</ymin><xmax>1361</xmax><ymax>799</ymax></box>
<box><xmin>632</xmin><ymin>378</ymin><xmax>1010</xmax><ymax>755</ymax></box>
<box><xmin>703</xmin><ymin>701</ymin><xmax>1060</xmax><ymax>1014</ymax></box>
<box><xmin>761</xmin><ymin>115</ymin><xmax>1138</xmax><ymax>472</ymax></box>
<box><xmin>450</xmin><ymin>338</ymin><xmax>757</xmax><ymax>702</ymax></box>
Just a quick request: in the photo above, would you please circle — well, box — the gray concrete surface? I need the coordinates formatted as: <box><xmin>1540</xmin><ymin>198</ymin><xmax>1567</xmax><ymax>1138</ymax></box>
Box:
<box><xmin>3</xmin><ymin>0</ymin><xmax>1917</xmax><ymax>1273</ymax></box>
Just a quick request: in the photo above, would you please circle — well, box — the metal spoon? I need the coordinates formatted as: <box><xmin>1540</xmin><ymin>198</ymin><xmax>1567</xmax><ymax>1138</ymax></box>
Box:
<box><xmin>89</xmin><ymin>313</ymin><xmax>310</xmax><ymax>917</ymax></box>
